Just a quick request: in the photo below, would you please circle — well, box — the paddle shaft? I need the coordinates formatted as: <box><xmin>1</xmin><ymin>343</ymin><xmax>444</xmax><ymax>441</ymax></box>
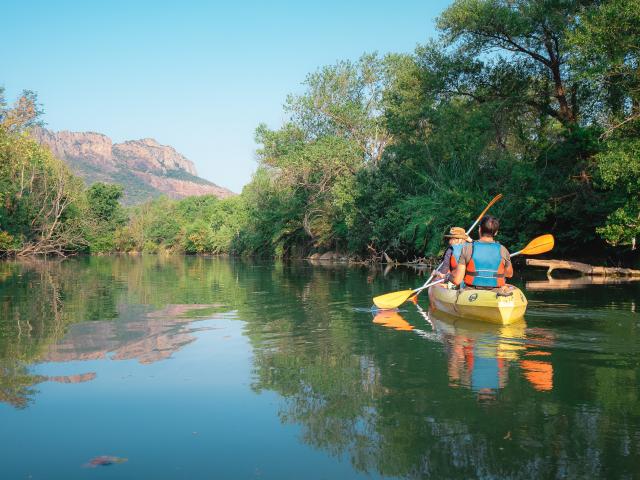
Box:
<box><xmin>412</xmin><ymin>278</ymin><xmax>444</xmax><ymax>296</ymax></box>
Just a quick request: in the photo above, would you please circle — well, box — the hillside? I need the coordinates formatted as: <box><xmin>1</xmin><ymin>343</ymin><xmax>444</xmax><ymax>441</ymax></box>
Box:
<box><xmin>31</xmin><ymin>128</ymin><xmax>234</xmax><ymax>204</ymax></box>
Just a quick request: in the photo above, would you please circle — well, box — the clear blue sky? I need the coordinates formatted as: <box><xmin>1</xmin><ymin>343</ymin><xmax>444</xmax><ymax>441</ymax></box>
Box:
<box><xmin>1</xmin><ymin>0</ymin><xmax>451</xmax><ymax>192</ymax></box>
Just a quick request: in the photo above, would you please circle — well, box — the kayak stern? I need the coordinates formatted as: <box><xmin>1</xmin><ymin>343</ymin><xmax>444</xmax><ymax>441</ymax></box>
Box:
<box><xmin>428</xmin><ymin>285</ymin><xmax>527</xmax><ymax>325</ymax></box>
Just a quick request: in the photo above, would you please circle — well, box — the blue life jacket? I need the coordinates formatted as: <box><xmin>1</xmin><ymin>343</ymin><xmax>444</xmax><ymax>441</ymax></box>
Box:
<box><xmin>450</xmin><ymin>243</ymin><xmax>464</xmax><ymax>269</ymax></box>
<box><xmin>448</xmin><ymin>243</ymin><xmax>466</xmax><ymax>288</ymax></box>
<box><xmin>464</xmin><ymin>241</ymin><xmax>506</xmax><ymax>288</ymax></box>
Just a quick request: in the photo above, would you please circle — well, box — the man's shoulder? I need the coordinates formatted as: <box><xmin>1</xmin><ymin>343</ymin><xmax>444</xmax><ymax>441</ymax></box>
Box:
<box><xmin>498</xmin><ymin>243</ymin><xmax>511</xmax><ymax>263</ymax></box>
<box><xmin>459</xmin><ymin>243</ymin><xmax>473</xmax><ymax>263</ymax></box>
<box><xmin>498</xmin><ymin>243</ymin><xmax>510</xmax><ymax>255</ymax></box>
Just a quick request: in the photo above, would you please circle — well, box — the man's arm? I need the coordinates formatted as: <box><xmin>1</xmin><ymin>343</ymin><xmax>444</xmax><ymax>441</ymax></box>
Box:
<box><xmin>501</xmin><ymin>246</ymin><xmax>514</xmax><ymax>278</ymax></box>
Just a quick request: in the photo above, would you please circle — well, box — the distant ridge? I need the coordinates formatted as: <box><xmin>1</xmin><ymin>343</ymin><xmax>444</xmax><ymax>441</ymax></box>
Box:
<box><xmin>31</xmin><ymin>127</ymin><xmax>234</xmax><ymax>205</ymax></box>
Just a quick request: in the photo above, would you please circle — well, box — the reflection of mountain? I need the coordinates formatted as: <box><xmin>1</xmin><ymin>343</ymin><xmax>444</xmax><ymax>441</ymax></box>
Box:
<box><xmin>0</xmin><ymin>257</ymin><xmax>240</xmax><ymax>408</ymax></box>
<box><xmin>47</xmin><ymin>372</ymin><xmax>97</xmax><ymax>384</ymax></box>
<box><xmin>45</xmin><ymin>304</ymin><xmax>224</xmax><ymax>365</ymax></box>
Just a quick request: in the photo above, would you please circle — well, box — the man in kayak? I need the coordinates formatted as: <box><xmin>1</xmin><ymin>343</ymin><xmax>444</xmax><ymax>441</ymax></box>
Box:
<box><xmin>435</xmin><ymin>227</ymin><xmax>472</xmax><ymax>279</ymax></box>
<box><xmin>446</xmin><ymin>215</ymin><xmax>513</xmax><ymax>289</ymax></box>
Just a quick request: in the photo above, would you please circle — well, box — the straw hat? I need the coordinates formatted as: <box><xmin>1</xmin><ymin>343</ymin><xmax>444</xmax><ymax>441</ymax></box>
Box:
<box><xmin>444</xmin><ymin>227</ymin><xmax>472</xmax><ymax>242</ymax></box>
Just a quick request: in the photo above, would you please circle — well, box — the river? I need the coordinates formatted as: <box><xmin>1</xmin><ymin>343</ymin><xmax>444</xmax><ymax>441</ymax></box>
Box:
<box><xmin>1</xmin><ymin>256</ymin><xmax>638</xmax><ymax>479</ymax></box>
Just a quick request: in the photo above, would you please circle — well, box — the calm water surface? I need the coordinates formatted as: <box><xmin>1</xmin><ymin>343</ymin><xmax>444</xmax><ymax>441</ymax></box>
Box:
<box><xmin>1</xmin><ymin>257</ymin><xmax>639</xmax><ymax>479</ymax></box>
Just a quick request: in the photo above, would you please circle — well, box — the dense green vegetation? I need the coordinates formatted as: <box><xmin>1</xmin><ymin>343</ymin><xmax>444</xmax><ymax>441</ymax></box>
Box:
<box><xmin>1</xmin><ymin>0</ymin><xmax>638</xmax><ymax>263</ymax></box>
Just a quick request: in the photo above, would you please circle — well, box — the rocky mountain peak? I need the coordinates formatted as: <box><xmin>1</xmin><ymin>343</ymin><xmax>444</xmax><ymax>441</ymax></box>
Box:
<box><xmin>31</xmin><ymin>127</ymin><xmax>234</xmax><ymax>204</ymax></box>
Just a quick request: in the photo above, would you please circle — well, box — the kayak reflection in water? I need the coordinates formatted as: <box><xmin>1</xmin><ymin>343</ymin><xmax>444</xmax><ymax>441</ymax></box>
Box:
<box><xmin>415</xmin><ymin>306</ymin><xmax>555</xmax><ymax>399</ymax></box>
<box><xmin>370</xmin><ymin>306</ymin><xmax>555</xmax><ymax>398</ymax></box>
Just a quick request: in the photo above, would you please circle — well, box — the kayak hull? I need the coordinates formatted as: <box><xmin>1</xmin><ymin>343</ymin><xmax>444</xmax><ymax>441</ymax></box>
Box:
<box><xmin>428</xmin><ymin>285</ymin><xmax>527</xmax><ymax>325</ymax></box>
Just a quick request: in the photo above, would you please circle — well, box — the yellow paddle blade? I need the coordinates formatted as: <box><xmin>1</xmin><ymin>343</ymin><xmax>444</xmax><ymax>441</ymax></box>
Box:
<box><xmin>373</xmin><ymin>289</ymin><xmax>415</xmax><ymax>309</ymax></box>
<box><xmin>520</xmin><ymin>234</ymin><xmax>555</xmax><ymax>255</ymax></box>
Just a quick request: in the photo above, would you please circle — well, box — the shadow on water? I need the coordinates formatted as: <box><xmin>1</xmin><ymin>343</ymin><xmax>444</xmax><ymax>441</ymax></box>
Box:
<box><xmin>1</xmin><ymin>258</ymin><xmax>639</xmax><ymax>478</ymax></box>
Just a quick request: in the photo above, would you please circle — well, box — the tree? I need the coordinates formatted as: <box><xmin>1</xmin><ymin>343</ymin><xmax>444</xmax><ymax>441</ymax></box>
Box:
<box><xmin>0</xmin><ymin>126</ymin><xmax>87</xmax><ymax>256</ymax></box>
<box><xmin>255</xmin><ymin>54</ymin><xmax>398</xmax><ymax>251</ymax></box>
<box><xmin>0</xmin><ymin>87</ymin><xmax>44</xmax><ymax>132</ymax></box>
<box><xmin>569</xmin><ymin>0</ymin><xmax>640</xmax><ymax>128</ymax></box>
<box><xmin>86</xmin><ymin>183</ymin><xmax>127</xmax><ymax>252</ymax></box>
<box><xmin>568</xmin><ymin>0</ymin><xmax>640</xmax><ymax>249</ymax></box>
<box><xmin>437</xmin><ymin>0</ymin><xmax>591</xmax><ymax>125</ymax></box>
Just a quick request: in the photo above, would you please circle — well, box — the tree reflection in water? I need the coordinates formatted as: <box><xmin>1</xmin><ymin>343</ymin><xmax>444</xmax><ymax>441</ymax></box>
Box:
<box><xmin>0</xmin><ymin>257</ymin><xmax>234</xmax><ymax>408</ymax></box>
<box><xmin>247</xmin><ymin>265</ymin><xmax>640</xmax><ymax>478</ymax></box>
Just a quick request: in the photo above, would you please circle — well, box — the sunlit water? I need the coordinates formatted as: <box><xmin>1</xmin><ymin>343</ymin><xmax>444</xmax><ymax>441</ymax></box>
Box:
<box><xmin>1</xmin><ymin>257</ymin><xmax>639</xmax><ymax>479</ymax></box>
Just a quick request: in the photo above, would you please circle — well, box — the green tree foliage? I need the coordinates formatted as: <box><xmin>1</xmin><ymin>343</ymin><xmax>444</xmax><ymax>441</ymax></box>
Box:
<box><xmin>436</xmin><ymin>0</ymin><xmax>587</xmax><ymax>125</ymax></box>
<box><xmin>569</xmin><ymin>0</ymin><xmax>640</xmax><ymax>249</ymax></box>
<box><xmin>0</xmin><ymin>128</ymin><xmax>86</xmax><ymax>256</ymax></box>
<box><xmin>253</xmin><ymin>54</ymin><xmax>395</xmax><ymax>254</ymax></box>
<box><xmin>238</xmin><ymin>0</ymin><xmax>639</xmax><ymax>260</ymax></box>
<box><xmin>85</xmin><ymin>183</ymin><xmax>127</xmax><ymax>252</ymax></box>
<box><xmin>0</xmin><ymin>90</ymin><xmax>88</xmax><ymax>256</ymax></box>
<box><xmin>111</xmin><ymin>194</ymin><xmax>251</xmax><ymax>255</ymax></box>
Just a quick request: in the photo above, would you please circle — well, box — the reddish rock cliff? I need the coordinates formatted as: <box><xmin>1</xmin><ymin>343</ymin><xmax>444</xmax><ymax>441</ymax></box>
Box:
<box><xmin>113</xmin><ymin>138</ymin><xmax>198</xmax><ymax>175</ymax></box>
<box><xmin>31</xmin><ymin>127</ymin><xmax>234</xmax><ymax>204</ymax></box>
<box><xmin>32</xmin><ymin>128</ymin><xmax>116</xmax><ymax>171</ymax></box>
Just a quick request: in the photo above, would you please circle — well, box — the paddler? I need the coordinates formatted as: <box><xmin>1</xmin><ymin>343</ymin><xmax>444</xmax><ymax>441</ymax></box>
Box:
<box><xmin>434</xmin><ymin>227</ymin><xmax>472</xmax><ymax>281</ymax></box>
<box><xmin>446</xmin><ymin>215</ymin><xmax>513</xmax><ymax>289</ymax></box>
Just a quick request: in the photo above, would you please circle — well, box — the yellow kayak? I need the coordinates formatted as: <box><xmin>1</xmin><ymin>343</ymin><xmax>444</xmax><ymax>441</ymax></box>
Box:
<box><xmin>428</xmin><ymin>284</ymin><xmax>527</xmax><ymax>325</ymax></box>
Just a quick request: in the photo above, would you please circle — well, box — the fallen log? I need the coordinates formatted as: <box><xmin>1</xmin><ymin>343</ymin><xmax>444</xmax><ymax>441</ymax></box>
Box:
<box><xmin>526</xmin><ymin>259</ymin><xmax>640</xmax><ymax>277</ymax></box>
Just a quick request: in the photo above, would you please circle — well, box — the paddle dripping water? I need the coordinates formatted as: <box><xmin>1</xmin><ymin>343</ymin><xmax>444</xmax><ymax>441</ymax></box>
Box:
<box><xmin>0</xmin><ymin>257</ymin><xmax>639</xmax><ymax>479</ymax></box>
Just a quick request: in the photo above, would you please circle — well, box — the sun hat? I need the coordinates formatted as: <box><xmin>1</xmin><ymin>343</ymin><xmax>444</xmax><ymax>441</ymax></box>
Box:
<box><xmin>444</xmin><ymin>226</ymin><xmax>472</xmax><ymax>242</ymax></box>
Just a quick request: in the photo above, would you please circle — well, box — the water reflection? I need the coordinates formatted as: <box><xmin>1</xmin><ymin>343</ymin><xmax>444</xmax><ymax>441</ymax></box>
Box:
<box><xmin>372</xmin><ymin>310</ymin><xmax>414</xmax><ymax>331</ymax></box>
<box><xmin>1</xmin><ymin>258</ymin><xmax>639</xmax><ymax>478</ymax></box>
<box><xmin>526</xmin><ymin>276</ymin><xmax>640</xmax><ymax>291</ymax></box>
<box><xmin>374</xmin><ymin>307</ymin><xmax>555</xmax><ymax>399</ymax></box>
<box><xmin>43</xmin><ymin>303</ymin><xmax>225</xmax><ymax>365</ymax></box>
<box><xmin>0</xmin><ymin>257</ymin><xmax>235</xmax><ymax>408</ymax></box>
